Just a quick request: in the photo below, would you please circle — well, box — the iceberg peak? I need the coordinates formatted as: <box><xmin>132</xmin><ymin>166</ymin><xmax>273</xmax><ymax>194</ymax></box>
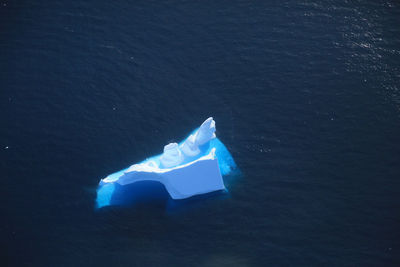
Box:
<box><xmin>194</xmin><ymin>117</ymin><xmax>216</xmax><ymax>146</ymax></box>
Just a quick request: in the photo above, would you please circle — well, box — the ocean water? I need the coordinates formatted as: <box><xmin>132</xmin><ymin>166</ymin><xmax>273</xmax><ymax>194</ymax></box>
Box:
<box><xmin>1</xmin><ymin>0</ymin><xmax>400</xmax><ymax>266</ymax></box>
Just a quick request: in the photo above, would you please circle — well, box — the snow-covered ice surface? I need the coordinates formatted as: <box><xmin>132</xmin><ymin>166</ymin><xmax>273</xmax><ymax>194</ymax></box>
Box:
<box><xmin>96</xmin><ymin>118</ymin><xmax>237</xmax><ymax>208</ymax></box>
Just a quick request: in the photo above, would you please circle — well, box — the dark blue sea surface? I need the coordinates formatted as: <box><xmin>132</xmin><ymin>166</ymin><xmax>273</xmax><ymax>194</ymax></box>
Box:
<box><xmin>1</xmin><ymin>0</ymin><xmax>400</xmax><ymax>266</ymax></box>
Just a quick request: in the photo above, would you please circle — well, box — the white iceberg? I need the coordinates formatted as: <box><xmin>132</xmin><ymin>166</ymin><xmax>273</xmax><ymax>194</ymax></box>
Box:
<box><xmin>96</xmin><ymin>117</ymin><xmax>237</xmax><ymax>208</ymax></box>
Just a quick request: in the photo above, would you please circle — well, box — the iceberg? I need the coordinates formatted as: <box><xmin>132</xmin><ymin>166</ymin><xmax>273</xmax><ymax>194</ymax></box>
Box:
<box><xmin>96</xmin><ymin>117</ymin><xmax>237</xmax><ymax>208</ymax></box>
